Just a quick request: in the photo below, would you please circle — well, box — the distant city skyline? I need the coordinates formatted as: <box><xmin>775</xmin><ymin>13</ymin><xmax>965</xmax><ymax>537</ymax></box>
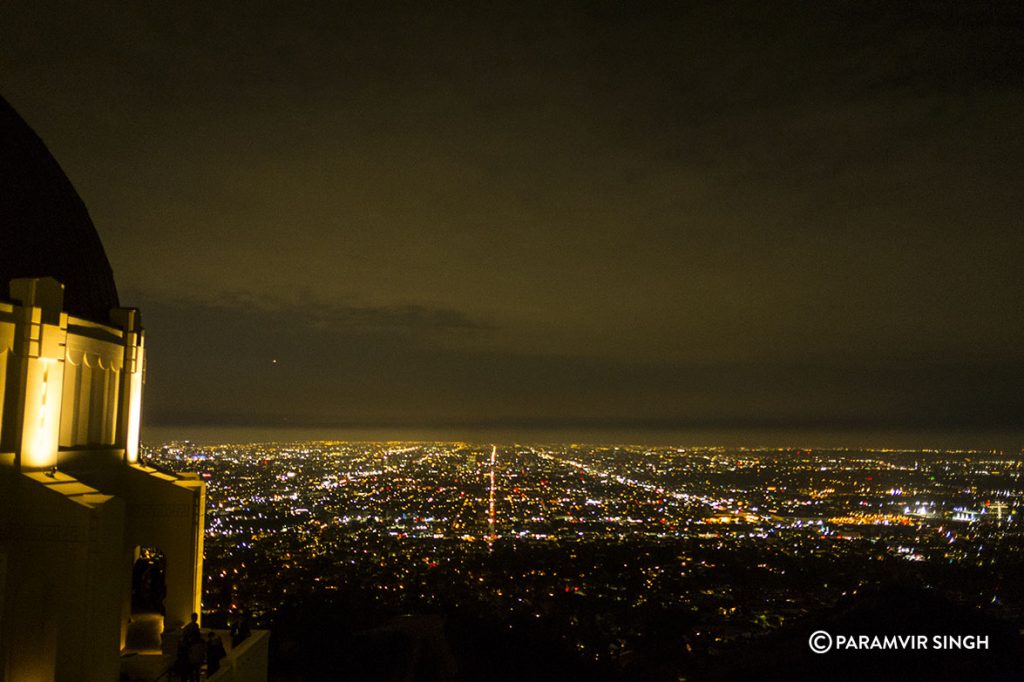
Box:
<box><xmin>141</xmin><ymin>425</ymin><xmax>1024</xmax><ymax>454</ymax></box>
<box><xmin>148</xmin><ymin>439</ymin><xmax>1023</xmax><ymax>679</ymax></box>
<box><xmin>3</xmin><ymin>2</ymin><xmax>1022</xmax><ymax>437</ymax></box>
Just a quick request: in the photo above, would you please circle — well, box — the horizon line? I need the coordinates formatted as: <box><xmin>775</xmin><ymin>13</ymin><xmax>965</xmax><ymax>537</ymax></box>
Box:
<box><xmin>140</xmin><ymin>423</ymin><xmax>1024</xmax><ymax>452</ymax></box>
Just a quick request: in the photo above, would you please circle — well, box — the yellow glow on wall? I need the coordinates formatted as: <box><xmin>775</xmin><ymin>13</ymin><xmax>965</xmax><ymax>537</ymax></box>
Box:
<box><xmin>10</xmin><ymin>661</ymin><xmax>53</xmax><ymax>682</ymax></box>
<box><xmin>125</xmin><ymin>369</ymin><xmax>143</xmax><ymax>463</ymax></box>
<box><xmin>22</xmin><ymin>358</ymin><xmax>62</xmax><ymax>469</ymax></box>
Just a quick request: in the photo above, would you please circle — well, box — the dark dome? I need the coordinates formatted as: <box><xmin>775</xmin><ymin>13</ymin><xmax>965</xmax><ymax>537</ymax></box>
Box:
<box><xmin>0</xmin><ymin>94</ymin><xmax>119</xmax><ymax>322</ymax></box>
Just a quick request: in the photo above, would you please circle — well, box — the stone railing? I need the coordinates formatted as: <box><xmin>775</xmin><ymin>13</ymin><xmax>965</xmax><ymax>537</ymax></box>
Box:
<box><xmin>206</xmin><ymin>630</ymin><xmax>270</xmax><ymax>682</ymax></box>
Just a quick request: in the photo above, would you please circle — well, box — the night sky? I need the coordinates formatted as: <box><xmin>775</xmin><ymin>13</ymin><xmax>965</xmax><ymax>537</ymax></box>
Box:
<box><xmin>3</xmin><ymin>2</ymin><xmax>1022</xmax><ymax>444</ymax></box>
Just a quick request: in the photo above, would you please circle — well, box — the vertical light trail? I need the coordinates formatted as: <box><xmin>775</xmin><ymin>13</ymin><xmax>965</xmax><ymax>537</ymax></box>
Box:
<box><xmin>488</xmin><ymin>445</ymin><xmax>497</xmax><ymax>544</ymax></box>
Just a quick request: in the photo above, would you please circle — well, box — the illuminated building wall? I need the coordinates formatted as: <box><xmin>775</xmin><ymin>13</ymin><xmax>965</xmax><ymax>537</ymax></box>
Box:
<box><xmin>0</xmin><ymin>277</ymin><xmax>205</xmax><ymax>682</ymax></box>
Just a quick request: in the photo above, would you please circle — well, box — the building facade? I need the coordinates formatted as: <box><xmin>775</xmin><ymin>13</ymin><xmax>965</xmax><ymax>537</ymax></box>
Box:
<box><xmin>0</xmin><ymin>95</ymin><xmax>206</xmax><ymax>682</ymax></box>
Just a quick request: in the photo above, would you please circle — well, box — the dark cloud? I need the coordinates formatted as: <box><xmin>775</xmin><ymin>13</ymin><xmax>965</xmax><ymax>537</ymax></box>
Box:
<box><xmin>2</xmin><ymin>1</ymin><xmax>1022</xmax><ymax>440</ymax></box>
<box><xmin>162</xmin><ymin>290</ymin><xmax>495</xmax><ymax>335</ymax></box>
<box><xmin>139</xmin><ymin>294</ymin><xmax>1024</xmax><ymax>434</ymax></box>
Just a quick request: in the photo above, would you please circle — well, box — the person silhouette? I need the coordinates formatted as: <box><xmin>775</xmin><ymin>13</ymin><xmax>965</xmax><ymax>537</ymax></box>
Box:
<box><xmin>206</xmin><ymin>631</ymin><xmax>226</xmax><ymax>675</ymax></box>
<box><xmin>181</xmin><ymin>612</ymin><xmax>200</xmax><ymax>644</ymax></box>
<box><xmin>230</xmin><ymin>611</ymin><xmax>251</xmax><ymax>647</ymax></box>
<box><xmin>179</xmin><ymin>613</ymin><xmax>203</xmax><ymax>682</ymax></box>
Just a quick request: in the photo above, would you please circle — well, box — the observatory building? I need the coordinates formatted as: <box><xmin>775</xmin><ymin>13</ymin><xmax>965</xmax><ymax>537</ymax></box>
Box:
<box><xmin>0</xmin><ymin>95</ymin><xmax>205</xmax><ymax>681</ymax></box>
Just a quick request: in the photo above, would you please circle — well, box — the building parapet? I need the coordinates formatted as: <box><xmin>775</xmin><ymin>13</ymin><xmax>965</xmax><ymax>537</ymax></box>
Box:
<box><xmin>208</xmin><ymin>630</ymin><xmax>271</xmax><ymax>682</ymax></box>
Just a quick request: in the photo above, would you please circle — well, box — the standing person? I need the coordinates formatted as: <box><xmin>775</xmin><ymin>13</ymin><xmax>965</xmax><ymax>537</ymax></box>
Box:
<box><xmin>230</xmin><ymin>611</ymin><xmax>251</xmax><ymax>647</ymax></box>
<box><xmin>206</xmin><ymin>631</ymin><xmax>226</xmax><ymax>676</ymax></box>
<box><xmin>179</xmin><ymin>613</ymin><xmax>202</xmax><ymax>682</ymax></box>
<box><xmin>181</xmin><ymin>612</ymin><xmax>201</xmax><ymax>645</ymax></box>
<box><xmin>186</xmin><ymin>634</ymin><xmax>206</xmax><ymax>682</ymax></box>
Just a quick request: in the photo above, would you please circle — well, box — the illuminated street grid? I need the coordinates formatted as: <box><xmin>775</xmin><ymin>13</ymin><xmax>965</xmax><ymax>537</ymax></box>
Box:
<box><xmin>144</xmin><ymin>442</ymin><xmax>1023</xmax><ymax>661</ymax></box>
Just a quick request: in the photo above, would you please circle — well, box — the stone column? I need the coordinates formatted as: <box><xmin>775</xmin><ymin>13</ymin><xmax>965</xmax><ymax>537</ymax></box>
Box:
<box><xmin>110</xmin><ymin>308</ymin><xmax>145</xmax><ymax>464</ymax></box>
<box><xmin>8</xmin><ymin>278</ymin><xmax>68</xmax><ymax>471</ymax></box>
